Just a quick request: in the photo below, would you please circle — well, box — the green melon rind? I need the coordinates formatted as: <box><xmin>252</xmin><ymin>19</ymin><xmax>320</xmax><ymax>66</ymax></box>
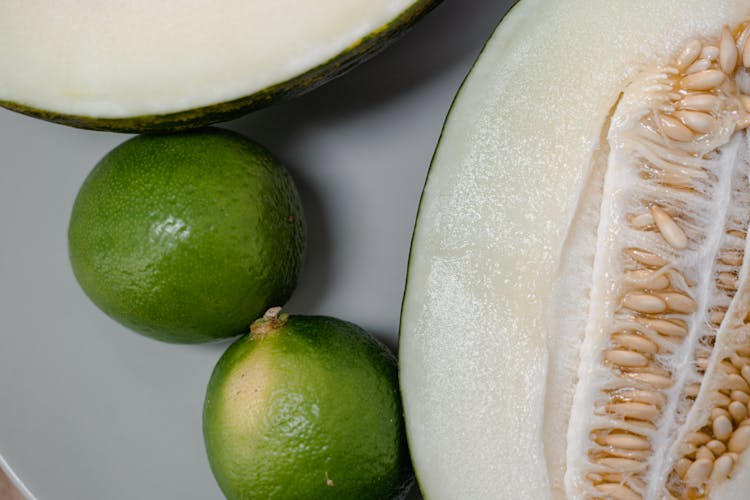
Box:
<box><xmin>0</xmin><ymin>0</ymin><xmax>441</xmax><ymax>133</ymax></box>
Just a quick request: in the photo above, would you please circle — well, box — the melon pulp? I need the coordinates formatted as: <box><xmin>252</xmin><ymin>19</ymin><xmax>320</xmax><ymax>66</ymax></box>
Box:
<box><xmin>400</xmin><ymin>0</ymin><xmax>750</xmax><ymax>499</ymax></box>
<box><xmin>0</xmin><ymin>0</ymin><xmax>439</xmax><ymax>132</ymax></box>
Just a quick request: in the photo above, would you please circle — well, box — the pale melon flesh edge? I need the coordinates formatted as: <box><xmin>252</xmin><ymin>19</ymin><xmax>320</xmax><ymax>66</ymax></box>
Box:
<box><xmin>400</xmin><ymin>0</ymin><xmax>750</xmax><ymax>498</ymax></box>
<box><xmin>0</xmin><ymin>0</ymin><xmax>439</xmax><ymax>132</ymax></box>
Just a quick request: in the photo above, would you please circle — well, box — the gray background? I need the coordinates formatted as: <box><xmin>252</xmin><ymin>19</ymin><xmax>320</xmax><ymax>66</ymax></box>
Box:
<box><xmin>0</xmin><ymin>1</ymin><xmax>514</xmax><ymax>498</ymax></box>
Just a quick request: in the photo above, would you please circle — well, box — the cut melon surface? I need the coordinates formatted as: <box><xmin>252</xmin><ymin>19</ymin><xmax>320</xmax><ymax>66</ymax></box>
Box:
<box><xmin>399</xmin><ymin>0</ymin><xmax>750</xmax><ymax>498</ymax></box>
<box><xmin>0</xmin><ymin>0</ymin><xmax>439</xmax><ymax>131</ymax></box>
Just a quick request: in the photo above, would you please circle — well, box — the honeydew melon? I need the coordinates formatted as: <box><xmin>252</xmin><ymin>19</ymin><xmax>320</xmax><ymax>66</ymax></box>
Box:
<box><xmin>400</xmin><ymin>0</ymin><xmax>750</xmax><ymax>498</ymax></box>
<box><xmin>0</xmin><ymin>0</ymin><xmax>439</xmax><ymax>132</ymax></box>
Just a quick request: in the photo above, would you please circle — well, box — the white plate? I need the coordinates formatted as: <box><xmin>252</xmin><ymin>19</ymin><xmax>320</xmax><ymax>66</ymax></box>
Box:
<box><xmin>0</xmin><ymin>2</ymin><xmax>512</xmax><ymax>498</ymax></box>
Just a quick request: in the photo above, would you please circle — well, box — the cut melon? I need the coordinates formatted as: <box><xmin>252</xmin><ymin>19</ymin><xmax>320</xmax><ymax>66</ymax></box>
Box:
<box><xmin>400</xmin><ymin>0</ymin><xmax>750</xmax><ymax>498</ymax></box>
<box><xmin>0</xmin><ymin>0</ymin><xmax>439</xmax><ymax>132</ymax></box>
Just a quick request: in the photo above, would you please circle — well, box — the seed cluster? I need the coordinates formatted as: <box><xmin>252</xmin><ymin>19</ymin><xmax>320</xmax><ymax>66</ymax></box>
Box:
<box><xmin>571</xmin><ymin>21</ymin><xmax>750</xmax><ymax>500</ymax></box>
<box><xmin>671</xmin><ymin>349</ymin><xmax>750</xmax><ymax>496</ymax></box>
<box><xmin>666</xmin><ymin>179</ymin><xmax>750</xmax><ymax>499</ymax></box>
<box><xmin>661</xmin><ymin>24</ymin><xmax>750</xmax><ymax>500</ymax></box>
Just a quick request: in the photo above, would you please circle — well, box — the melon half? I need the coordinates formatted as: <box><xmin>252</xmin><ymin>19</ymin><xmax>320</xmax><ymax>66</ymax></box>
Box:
<box><xmin>400</xmin><ymin>0</ymin><xmax>750</xmax><ymax>498</ymax></box>
<box><xmin>0</xmin><ymin>0</ymin><xmax>439</xmax><ymax>132</ymax></box>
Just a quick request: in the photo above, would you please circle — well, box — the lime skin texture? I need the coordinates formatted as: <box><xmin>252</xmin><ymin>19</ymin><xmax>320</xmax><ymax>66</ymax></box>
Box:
<box><xmin>203</xmin><ymin>313</ymin><xmax>414</xmax><ymax>499</ymax></box>
<box><xmin>68</xmin><ymin>129</ymin><xmax>306</xmax><ymax>343</ymax></box>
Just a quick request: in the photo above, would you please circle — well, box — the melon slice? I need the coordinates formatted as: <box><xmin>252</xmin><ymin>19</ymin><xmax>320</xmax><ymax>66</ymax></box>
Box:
<box><xmin>400</xmin><ymin>0</ymin><xmax>750</xmax><ymax>498</ymax></box>
<box><xmin>0</xmin><ymin>0</ymin><xmax>438</xmax><ymax>132</ymax></box>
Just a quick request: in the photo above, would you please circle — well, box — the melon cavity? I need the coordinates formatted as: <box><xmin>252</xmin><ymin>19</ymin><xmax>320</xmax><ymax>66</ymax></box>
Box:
<box><xmin>400</xmin><ymin>1</ymin><xmax>750</xmax><ymax>499</ymax></box>
<box><xmin>564</xmin><ymin>29</ymin><xmax>750</xmax><ymax>499</ymax></box>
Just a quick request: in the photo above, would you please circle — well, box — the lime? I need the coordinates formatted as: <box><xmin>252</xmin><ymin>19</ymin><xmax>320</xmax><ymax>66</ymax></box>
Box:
<box><xmin>68</xmin><ymin>129</ymin><xmax>305</xmax><ymax>343</ymax></box>
<box><xmin>203</xmin><ymin>308</ymin><xmax>414</xmax><ymax>499</ymax></box>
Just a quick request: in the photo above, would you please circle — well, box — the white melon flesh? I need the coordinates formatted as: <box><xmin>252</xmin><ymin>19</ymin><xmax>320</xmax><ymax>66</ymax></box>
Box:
<box><xmin>400</xmin><ymin>0</ymin><xmax>750</xmax><ymax>499</ymax></box>
<box><xmin>0</xmin><ymin>0</ymin><xmax>434</xmax><ymax>129</ymax></box>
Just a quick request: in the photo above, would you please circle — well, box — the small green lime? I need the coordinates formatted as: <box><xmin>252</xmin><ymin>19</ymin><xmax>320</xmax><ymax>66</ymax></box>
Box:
<box><xmin>68</xmin><ymin>129</ymin><xmax>305</xmax><ymax>343</ymax></box>
<box><xmin>203</xmin><ymin>309</ymin><xmax>414</xmax><ymax>499</ymax></box>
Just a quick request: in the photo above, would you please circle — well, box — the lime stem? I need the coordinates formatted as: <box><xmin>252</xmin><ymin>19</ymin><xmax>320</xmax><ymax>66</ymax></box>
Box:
<box><xmin>250</xmin><ymin>307</ymin><xmax>288</xmax><ymax>339</ymax></box>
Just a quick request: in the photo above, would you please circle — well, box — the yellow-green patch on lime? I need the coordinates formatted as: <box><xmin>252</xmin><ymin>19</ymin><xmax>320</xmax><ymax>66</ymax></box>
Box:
<box><xmin>203</xmin><ymin>309</ymin><xmax>414</xmax><ymax>499</ymax></box>
<box><xmin>68</xmin><ymin>129</ymin><xmax>305</xmax><ymax>343</ymax></box>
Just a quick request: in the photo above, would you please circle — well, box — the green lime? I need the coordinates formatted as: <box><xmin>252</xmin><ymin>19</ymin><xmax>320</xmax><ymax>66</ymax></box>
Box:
<box><xmin>203</xmin><ymin>308</ymin><xmax>414</xmax><ymax>499</ymax></box>
<box><xmin>68</xmin><ymin>129</ymin><xmax>305</xmax><ymax>343</ymax></box>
